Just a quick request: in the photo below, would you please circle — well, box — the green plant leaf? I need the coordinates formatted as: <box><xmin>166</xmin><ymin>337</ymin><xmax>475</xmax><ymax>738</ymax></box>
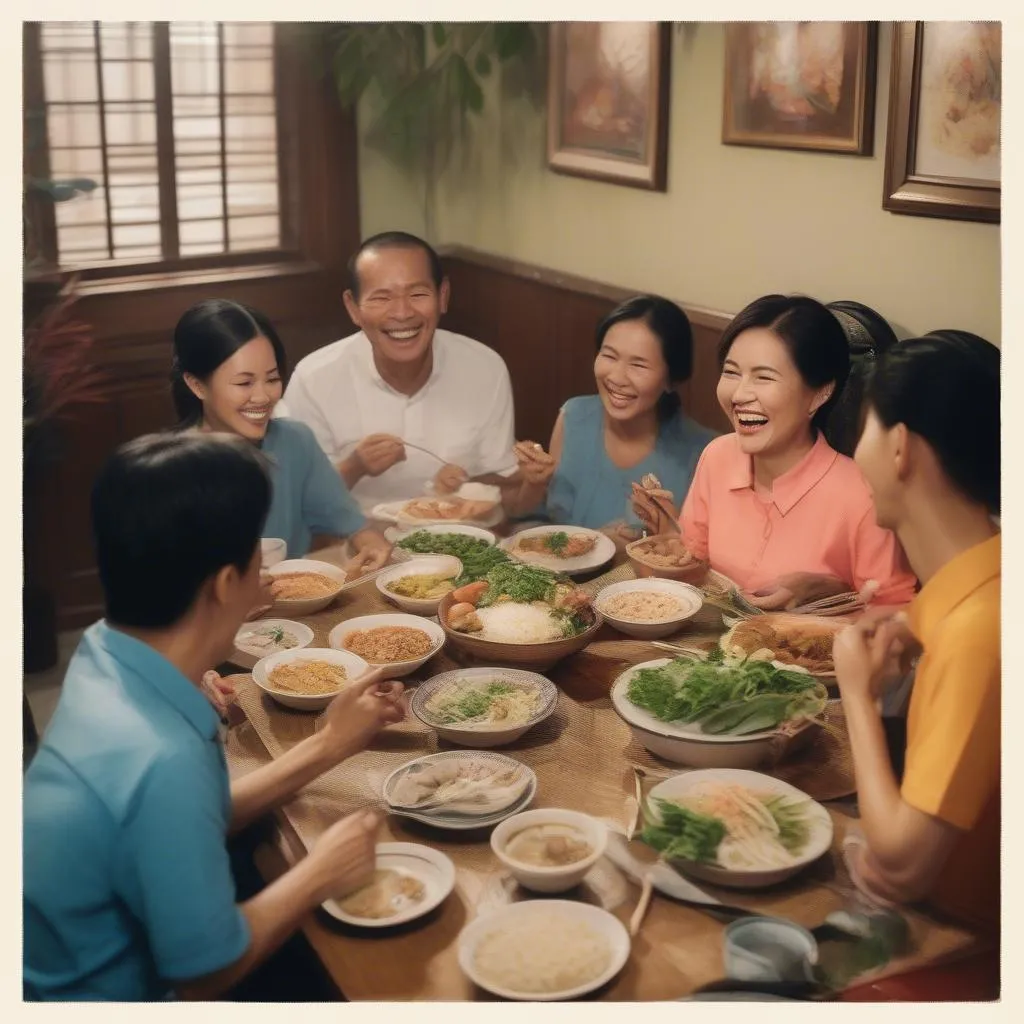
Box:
<box><xmin>451</xmin><ymin>54</ymin><xmax>484</xmax><ymax>114</ymax></box>
<box><xmin>432</xmin><ymin>23</ymin><xmax>447</xmax><ymax>48</ymax></box>
<box><xmin>474</xmin><ymin>52</ymin><xmax>492</xmax><ymax>76</ymax></box>
<box><xmin>495</xmin><ymin>23</ymin><xmax>534</xmax><ymax>61</ymax></box>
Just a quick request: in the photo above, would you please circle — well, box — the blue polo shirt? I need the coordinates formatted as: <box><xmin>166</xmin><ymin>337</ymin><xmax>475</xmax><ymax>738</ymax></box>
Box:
<box><xmin>23</xmin><ymin>622</ymin><xmax>250</xmax><ymax>1001</ymax></box>
<box><xmin>261</xmin><ymin>418</ymin><xmax>366</xmax><ymax>557</ymax></box>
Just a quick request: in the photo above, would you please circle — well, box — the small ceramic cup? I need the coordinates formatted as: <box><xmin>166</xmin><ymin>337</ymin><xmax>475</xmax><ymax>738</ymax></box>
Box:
<box><xmin>260</xmin><ymin>537</ymin><xmax>288</xmax><ymax>569</ymax></box>
<box><xmin>723</xmin><ymin>917</ymin><xmax>818</xmax><ymax>985</ymax></box>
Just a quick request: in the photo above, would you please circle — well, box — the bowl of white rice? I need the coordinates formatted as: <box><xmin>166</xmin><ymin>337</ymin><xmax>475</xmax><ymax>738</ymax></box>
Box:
<box><xmin>594</xmin><ymin>578</ymin><xmax>704</xmax><ymax>640</ymax></box>
<box><xmin>457</xmin><ymin>900</ymin><xmax>630</xmax><ymax>1000</ymax></box>
<box><xmin>437</xmin><ymin>593</ymin><xmax>603</xmax><ymax>672</ymax></box>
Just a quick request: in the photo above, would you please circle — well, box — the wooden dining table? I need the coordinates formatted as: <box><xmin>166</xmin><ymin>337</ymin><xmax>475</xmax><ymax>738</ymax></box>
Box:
<box><xmin>221</xmin><ymin>544</ymin><xmax>990</xmax><ymax>1001</ymax></box>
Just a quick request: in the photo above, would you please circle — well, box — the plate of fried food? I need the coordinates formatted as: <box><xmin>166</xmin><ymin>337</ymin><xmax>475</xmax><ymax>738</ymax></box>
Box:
<box><xmin>500</xmin><ymin>525</ymin><xmax>615</xmax><ymax>577</ymax></box>
<box><xmin>374</xmin><ymin>483</ymin><xmax>504</xmax><ymax>529</ymax></box>
<box><xmin>719</xmin><ymin>613</ymin><xmax>846</xmax><ymax>677</ymax></box>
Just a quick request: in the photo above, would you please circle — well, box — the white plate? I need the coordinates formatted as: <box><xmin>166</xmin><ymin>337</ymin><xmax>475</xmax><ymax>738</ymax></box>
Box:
<box><xmin>457</xmin><ymin>900</ymin><xmax>631</xmax><ymax>1001</ymax></box>
<box><xmin>328</xmin><ymin>613</ymin><xmax>446</xmax><ymax>678</ymax></box>
<box><xmin>321</xmin><ymin>842</ymin><xmax>455</xmax><ymax>928</ymax></box>
<box><xmin>646</xmin><ymin>768</ymin><xmax>834</xmax><ymax>888</ymax></box>
<box><xmin>233</xmin><ymin>618</ymin><xmax>314</xmax><ymax>662</ymax></box>
<box><xmin>500</xmin><ymin>525</ymin><xmax>615</xmax><ymax>577</ymax></box>
<box><xmin>383</xmin><ymin>750</ymin><xmax>537</xmax><ymax>829</ymax></box>
<box><xmin>372</xmin><ymin>499</ymin><xmax>504</xmax><ymax>529</ymax></box>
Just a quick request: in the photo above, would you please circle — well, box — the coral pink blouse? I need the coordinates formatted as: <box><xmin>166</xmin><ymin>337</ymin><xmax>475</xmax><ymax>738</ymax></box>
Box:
<box><xmin>680</xmin><ymin>433</ymin><xmax>917</xmax><ymax>604</ymax></box>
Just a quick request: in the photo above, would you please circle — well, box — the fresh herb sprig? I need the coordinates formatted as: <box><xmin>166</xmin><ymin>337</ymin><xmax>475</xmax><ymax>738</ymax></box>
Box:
<box><xmin>396</xmin><ymin>530</ymin><xmax>510</xmax><ymax>585</ymax></box>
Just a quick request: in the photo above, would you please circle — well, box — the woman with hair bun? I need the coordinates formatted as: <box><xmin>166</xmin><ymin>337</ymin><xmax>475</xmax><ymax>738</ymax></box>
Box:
<box><xmin>834</xmin><ymin>332</ymin><xmax>1000</xmax><ymax>933</ymax></box>
<box><xmin>503</xmin><ymin>294</ymin><xmax>717</xmax><ymax>530</ymax></box>
<box><xmin>171</xmin><ymin>299</ymin><xmax>391</xmax><ymax>572</ymax></box>
<box><xmin>633</xmin><ymin>293</ymin><xmax>917</xmax><ymax>608</ymax></box>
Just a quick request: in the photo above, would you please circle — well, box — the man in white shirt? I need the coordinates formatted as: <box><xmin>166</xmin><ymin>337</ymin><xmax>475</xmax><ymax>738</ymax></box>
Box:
<box><xmin>281</xmin><ymin>232</ymin><xmax>518</xmax><ymax>514</ymax></box>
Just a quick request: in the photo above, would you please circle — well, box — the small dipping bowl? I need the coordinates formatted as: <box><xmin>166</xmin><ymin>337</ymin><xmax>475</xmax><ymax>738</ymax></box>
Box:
<box><xmin>260</xmin><ymin>537</ymin><xmax>288</xmax><ymax>568</ymax></box>
<box><xmin>723</xmin><ymin>917</ymin><xmax>818</xmax><ymax>985</ymax></box>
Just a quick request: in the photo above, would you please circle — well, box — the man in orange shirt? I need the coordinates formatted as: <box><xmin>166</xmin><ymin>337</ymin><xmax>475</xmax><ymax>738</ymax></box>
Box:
<box><xmin>833</xmin><ymin>332</ymin><xmax>1000</xmax><ymax>934</ymax></box>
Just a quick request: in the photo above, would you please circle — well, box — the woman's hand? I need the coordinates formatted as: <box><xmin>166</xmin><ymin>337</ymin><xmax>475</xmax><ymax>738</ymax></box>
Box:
<box><xmin>629</xmin><ymin>482</ymin><xmax>678</xmax><ymax>536</ymax></box>
<box><xmin>345</xmin><ymin>529</ymin><xmax>393</xmax><ymax>577</ymax></box>
<box><xmin>741</xmin><ymin>572</ymin><xmax>854</xmax><ymax>611</ymax></box>
<box><xmin>318</xmin><ymin>668</ymin><xmax>405</xmax><ymax>765</ymax></box>
<box><xmin>513</xmin><ymin>440</ymin><xmax>557</xmax><ymax>486</ymax></box>
<box><xmin>433</xmin><ymin>463</ymin><xmax>469</xmax><ymax>495</ymax></box>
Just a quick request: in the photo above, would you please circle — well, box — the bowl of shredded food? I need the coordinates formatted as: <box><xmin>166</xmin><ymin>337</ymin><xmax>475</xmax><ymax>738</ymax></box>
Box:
<box><xmin>375</xmin><ymin>555</ymin><xmax>463</xmax><ymax>615</ymax></box>
<box><xmin>610</xmin><ymin>654</ymin><xmax>827</xmax><ymax>769</ymax></box>
<box><xmin>252</xmin><ymin>646</ymin><xmax>371</xmax><ymax>711</ymax></box>
<box><xmin>411</xmin><ymin>667</ymin><xmax>557</xmax><ymax>747</ymax></box>
<box><xmin>328</xmin><ymin>613</ymin><xmax>446</xmax><ymax>678</ymax></box>
<box><xmin>457</xmin><ymin>900</ymin><xmax>630</xmax><ymax>1000</ymax></box>
<box><xmin>641</xmin><ymin>768</ymin><xmax>833</xmax><ymax>888</ymax></box>
<box><xmin>625</xmin><ymin>534</ymin><xmax>709</xmax><ymax>586</ymax></box>
<box><xmin>595</xmin><ymin>578</ymin><xmax>704</xmax><ymax>639</ymax></box>
<box><xmin>266</xmin><ymin>558</ymin><xmax>347</xmax><ymax>615</ymax></box>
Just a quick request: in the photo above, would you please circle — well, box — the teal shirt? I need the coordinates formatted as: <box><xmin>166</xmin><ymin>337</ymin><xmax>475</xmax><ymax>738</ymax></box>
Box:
<box><xmin>545</xmin><ymin>395</ymin><xmax>717</xmax><ymax>529</ymax></box>
<box><xmin>23</xmin><ymin>622</ymin><xmax>250</xmax><ymax>1001</ymax></box>
<box><xmin>261</xmin><ymin>418</ymin><xmax>365</xmax><ymax>556</ymax></box>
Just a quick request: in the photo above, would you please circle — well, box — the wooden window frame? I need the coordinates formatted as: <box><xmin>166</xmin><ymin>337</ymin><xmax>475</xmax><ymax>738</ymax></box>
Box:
<box><xmin>23</xmin><ymin>22</ymin><xmax>356</xmax><ymax>298</ymax></box>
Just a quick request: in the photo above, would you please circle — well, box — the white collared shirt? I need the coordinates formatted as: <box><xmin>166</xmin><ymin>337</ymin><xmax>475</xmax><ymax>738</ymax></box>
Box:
<box><xmin>279</xmin><ymin>329</ymin><xmax>518</xmax><ymax>513</ymax></box>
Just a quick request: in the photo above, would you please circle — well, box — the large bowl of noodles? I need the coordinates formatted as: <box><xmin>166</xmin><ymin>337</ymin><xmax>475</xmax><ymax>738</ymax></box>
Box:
<box><xmin>252</xmin><ymin>646</ymin><xmax>371</xmax><ymax>711</ymax></box>
<box><xmin>411</xmin><ymin>667</ymin><xmax>558</xmax><ymax>747</ymax></box>
<box><xmin>643</xmin><ymin>768</ymin><xmax>833</xmax><ymax>889</ymax></box>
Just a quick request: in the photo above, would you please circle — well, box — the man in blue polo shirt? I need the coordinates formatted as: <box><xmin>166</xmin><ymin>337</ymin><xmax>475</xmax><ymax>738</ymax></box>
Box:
<box><xmin>23</xmin><ymin>432</ymin><xmax>405</xmax><ymax>1001</ymax></box>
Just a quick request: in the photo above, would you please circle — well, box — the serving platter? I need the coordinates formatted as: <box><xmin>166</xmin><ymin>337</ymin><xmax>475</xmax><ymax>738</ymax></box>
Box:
<box><xmin>500</xmin><ymin>524</ymin><xmax>616</xmax><ymax>578</ymax></box>
<box><xmin>382</xmin><ymin>750</ymin><xmax>538</xmax><ymax>830</ymax></box>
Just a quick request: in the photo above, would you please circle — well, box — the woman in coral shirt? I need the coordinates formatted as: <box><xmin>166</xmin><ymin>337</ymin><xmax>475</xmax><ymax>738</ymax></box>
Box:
<box><xmin>833</xmin><ymin>332</ymin><xmax>1000</xmax><ymax>934</ymax></box>
<box><xmin>633</xmin><ymin>294</ymin><xmax>916</xmax><ymax>607</ymax></box>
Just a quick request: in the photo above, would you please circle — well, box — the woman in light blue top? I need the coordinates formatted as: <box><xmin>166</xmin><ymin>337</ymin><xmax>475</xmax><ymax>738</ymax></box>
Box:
<box><xmin>170</xmin><ymin>299</ymin><xmax>391</xmax><ymax>570</ymax></box>
<box><xmin>504</xmin><ymin>295</ymin><xmax>718</xmax><ymax>530</ymax></box>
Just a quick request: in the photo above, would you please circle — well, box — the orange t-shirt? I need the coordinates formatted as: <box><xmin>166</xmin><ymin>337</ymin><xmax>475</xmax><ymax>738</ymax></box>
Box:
<box><xmin>903</xmin><ymin>533</ymin><xmax>1001</xmax><ymax>933</ymax></box>
<box><xmin>679</xmin><ymin>433</ymin><xmax>917</xmax><ymax>603</ymax></box>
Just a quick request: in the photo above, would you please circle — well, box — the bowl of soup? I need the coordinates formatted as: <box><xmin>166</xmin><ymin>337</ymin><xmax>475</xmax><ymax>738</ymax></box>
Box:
<box><xmin>266</xmin><ymin>558</ymin><xmax>347</xmax><ymax>615</ymax></box>
<box><xmin>491</xmin><ymin>808</ymin><xmax>608</xmax><ymax>893</ymax></box>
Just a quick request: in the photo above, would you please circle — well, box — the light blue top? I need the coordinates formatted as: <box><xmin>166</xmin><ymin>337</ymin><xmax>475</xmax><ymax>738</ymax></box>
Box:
<box><xmin>23</xmin><ymin>622</ymin><xmax>251</xmax><ymax>1001</ymax></box>
<box><xmin>261</xmin><ymin>417</ymin><xmax>366</xmax><ymax>557</ymax></box>
<box><xmin>545</xmin><ymin>395</ymin><xmax>718</xmax><ymax>529</ymax></box>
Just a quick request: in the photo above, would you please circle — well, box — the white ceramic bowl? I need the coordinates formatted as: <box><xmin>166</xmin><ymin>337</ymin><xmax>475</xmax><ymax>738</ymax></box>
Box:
<box><xmin>594</xmin><ymin>578</ymin><xmax>704</xmax><ymax>640</ymax></box>
<box><xmin>610</xmin><ymin>659</ymin><xmax>816</xmax><ymax>770</ymax></box>
<box><xmin>375</xmin><ymin>555</ymin><xmax>463</xmax><ymax>615</ymax></box>
<box><xmin>252</xmin><ymin>646</ymin><xmax>371</xmax><ymax>711</ymax></box>
<box><xmin>328</xmin><ymin>613</ymin><xmax>445</xmax><ymax>678</ymax></box>
<box><xmin>411</xmin><ymin>667</ymin><xmax>558</xmax><ymax>747</ymax></box>
<box><xmin>457</xmin><ymin>900</ymin><xmax>630</xmax><ymax>1001</ymax></box>
<box><xmin>390</xmin><ymin>523</ymin><xmax>499</xmax><ymax>562</ymax></box>
<box><xmin>647</xmin><ymin>768</ymin><xmax>834</xmax><ymax>889</ymax></box>
<box><xmin>491</xmin><ymin>807</ymin><xmax>608</xmax><ymax>893</ymax></box>
<box><xmin>260</xmin><ymin>537</ymin><xmax>288</xmax><ymax>568</ymax></box>
<box><xmin>321</xmin><ymin>842</ymin><xmax>456</xmax><ymax>928</ymax></box>
<box><xmin>266</xmin><ymin>558</ymin><xmax>347</xmax><ymax>616</ymax></box>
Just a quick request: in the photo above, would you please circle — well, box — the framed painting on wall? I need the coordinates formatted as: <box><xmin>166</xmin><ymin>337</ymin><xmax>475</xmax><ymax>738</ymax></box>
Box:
<box><xmin>547</xmin><ymin>22</ymin><xmax>671</xmax><ymax>191</ymax></box>
<box><xmin>722</xmin><ymin>22</ymin><xmax>877</xmax><ymax>154</ymax></box>
<box><xmin>883</xmin><ymin>21</ymin><xmax>1000</xmax><ymax>223</ymax></box>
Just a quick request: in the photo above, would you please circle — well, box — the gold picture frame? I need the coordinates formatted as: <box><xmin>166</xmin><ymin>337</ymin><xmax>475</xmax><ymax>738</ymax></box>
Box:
<box><xmin>547</xmin><ymin>22</ymin><xmax>671</xmax><ymax>191</ymax></box>
<box><xmin>723</xmin><ymin>22</ymin><xmax>877</xmax><ymax>155</ymax></box>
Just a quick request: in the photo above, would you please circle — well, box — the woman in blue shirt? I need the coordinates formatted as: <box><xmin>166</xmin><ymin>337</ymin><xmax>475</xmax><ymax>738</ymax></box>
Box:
<box><xmin>170</xmin><ymin>299</ymin><xmax>391</xmax><ymax>571</ymax></box>
<box><xmin>504</xmin><ymin>295</ymin><xmax>717</xmax><ymax>530</ymax></box>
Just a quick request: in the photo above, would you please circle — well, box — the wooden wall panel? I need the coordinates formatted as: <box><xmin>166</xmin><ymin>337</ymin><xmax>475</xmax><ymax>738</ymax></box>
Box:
<box><xmin>440</xmin><ymin>245</ymin><xmax>733</xmax><ymax>445</ymax></box>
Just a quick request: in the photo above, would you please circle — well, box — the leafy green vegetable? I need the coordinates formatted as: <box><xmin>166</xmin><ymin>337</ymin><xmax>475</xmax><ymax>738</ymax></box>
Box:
<box><xmin>641</xmin><ymin>798</ymin><xmax>726</xmax><ymax>863</ymax></box>
<box><xmin>626</xmin><ymin>657</ymin><xmax>825</xmax><ymax>735</ymax></box>
<box><xmin>430</xmin><ymin>682</ymin><xmax>517</xmax><ymax>724</ymax></box>
<box><xmin>545</xmin><ymin>531</ymin><xmax>569</xmax><ymax>554</ymax></box>
<box><xmin>476</xmin><ymin>561</ymin><xmax>560</xmax><ymax>607</ymax></box>
<box><xmin>765</xmin><ymin>795</ymin><xmax>811</xmax><ymax>853</ymax></box>
<box><xmin>396</xmin><ymin>531</ymin><xmax>510</xmax><ymax>585</ymax></box>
